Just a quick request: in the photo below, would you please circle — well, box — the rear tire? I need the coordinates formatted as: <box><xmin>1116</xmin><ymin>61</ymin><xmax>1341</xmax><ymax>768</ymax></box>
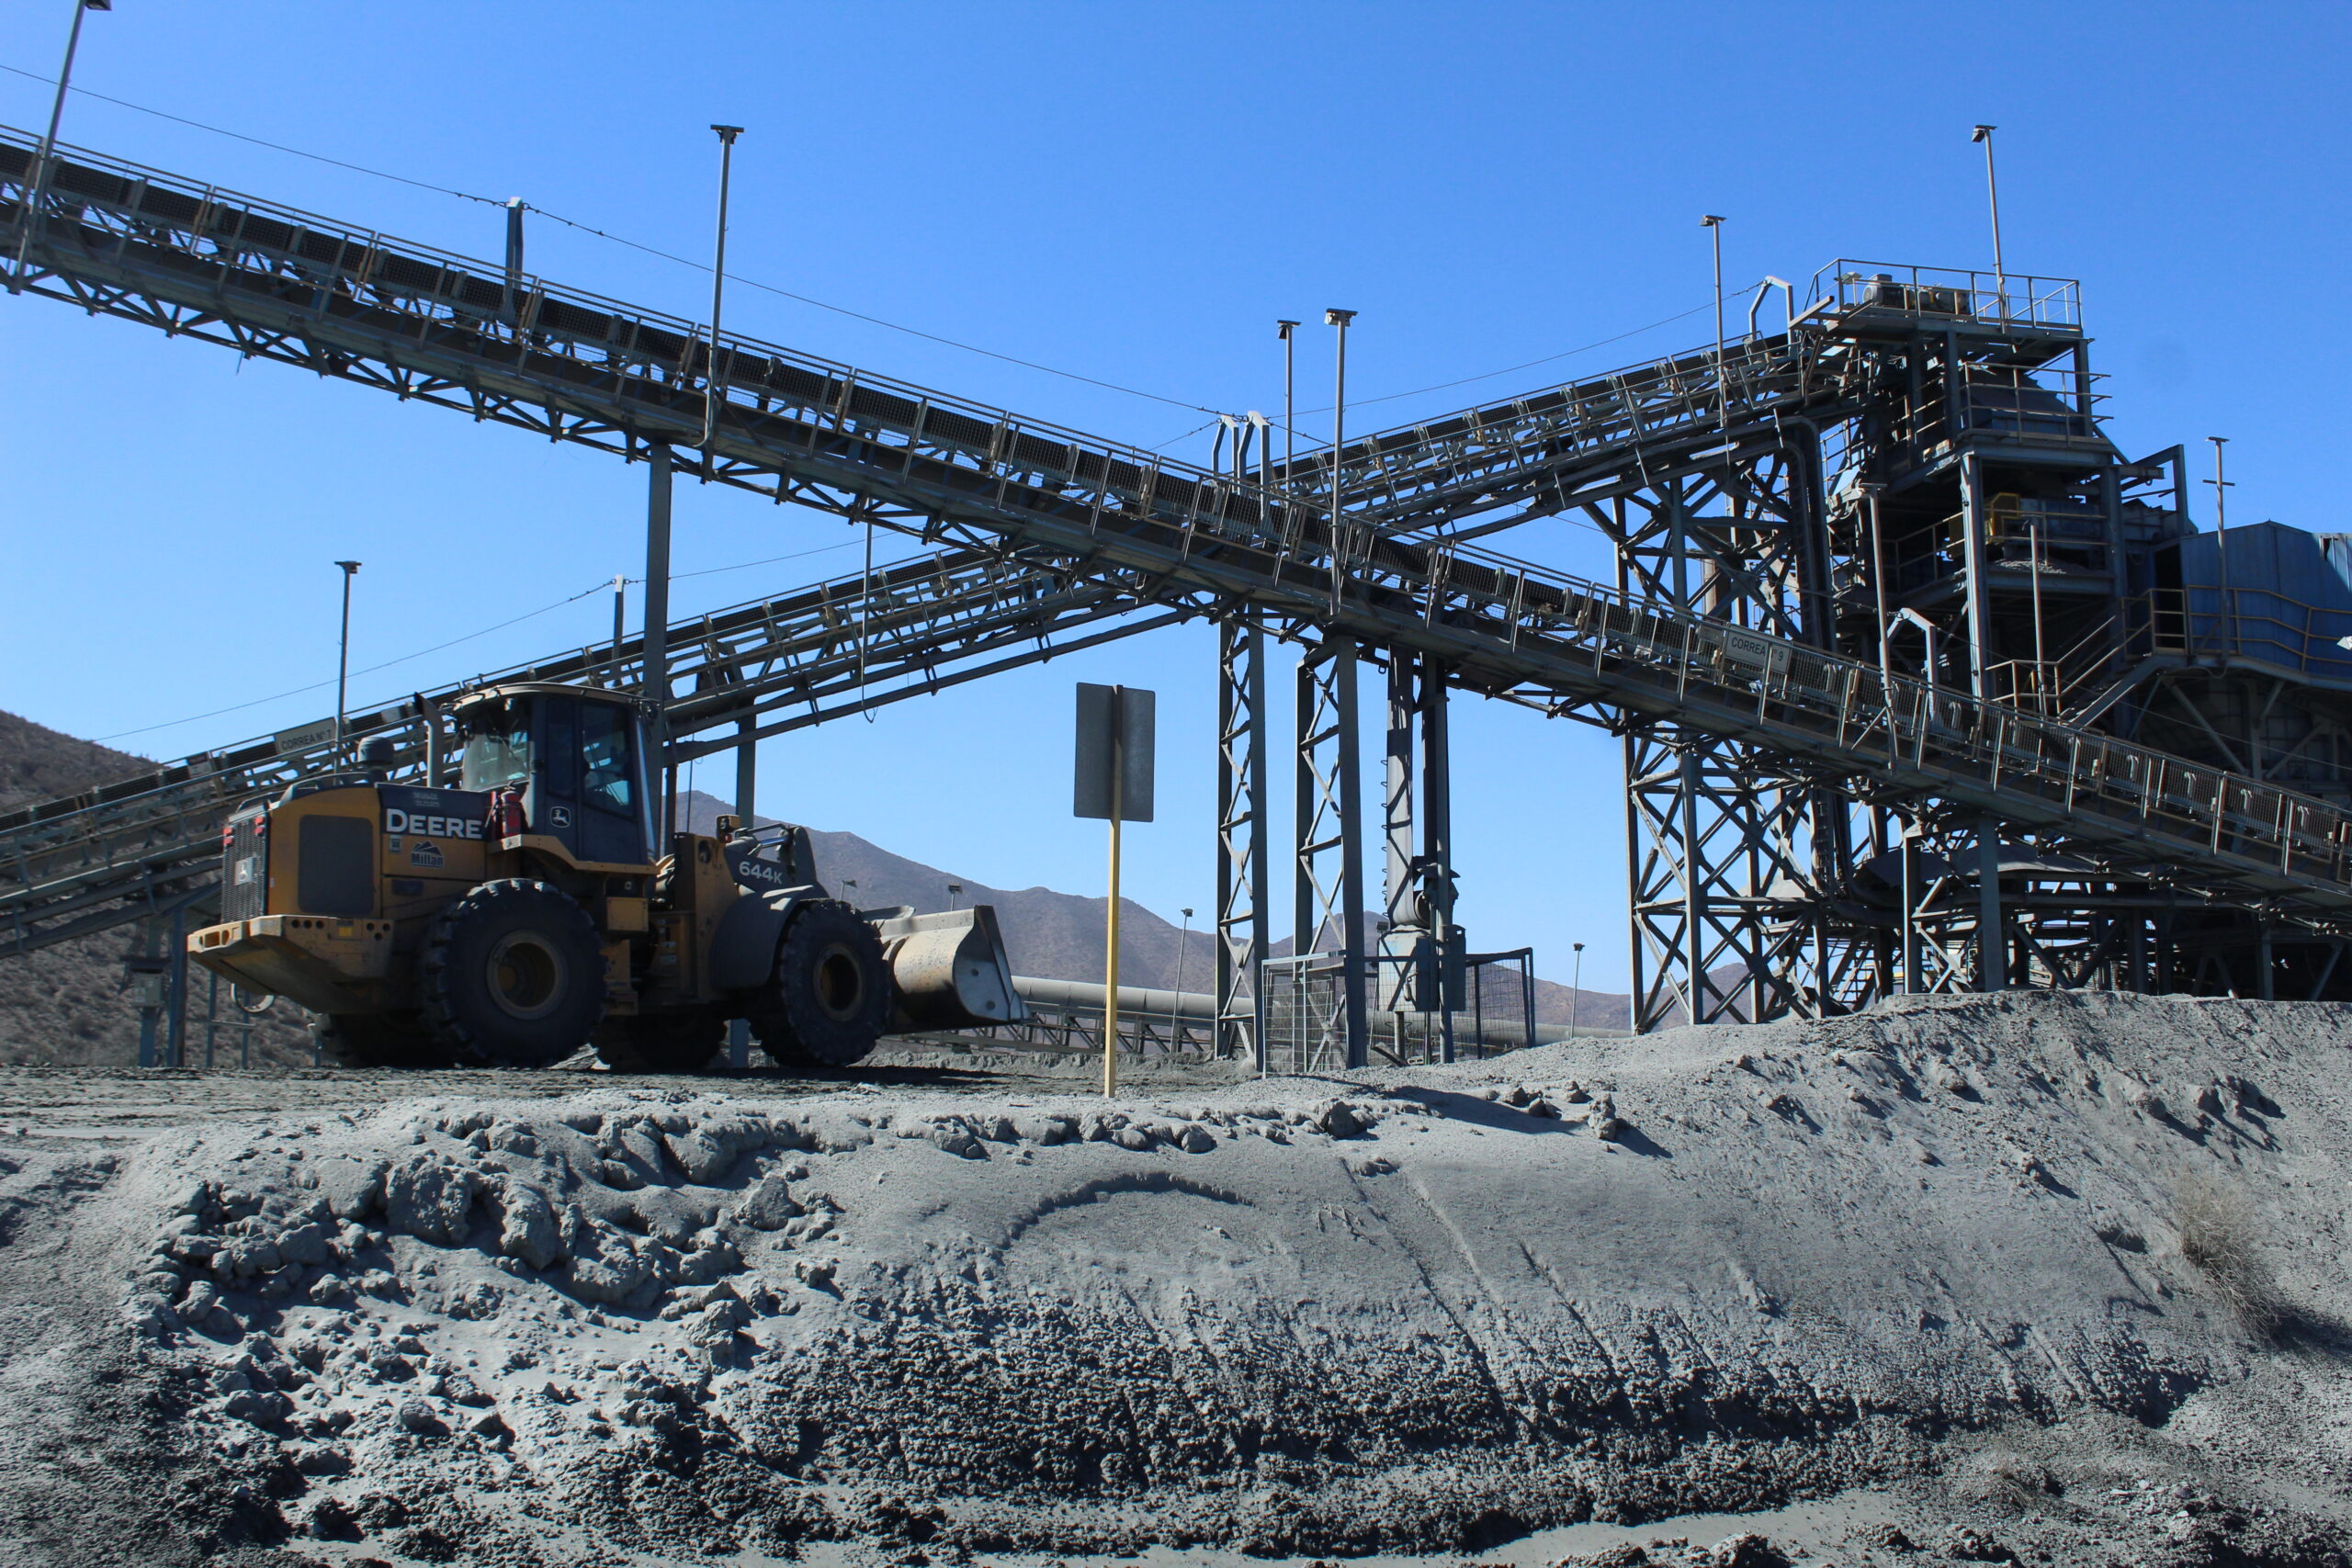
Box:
<box><xmin>594</xmin><ymin>1010</ymin><xmax>726</xmax><ymax>1074</ymax></box>
<box><xmin>311</xmin><ymin>1010</ymin><xmax>451</xmax><ymax>1069</ymax></box>
<box><xmin>748</xmin><ymin>900</ymin><xmax>891</xmax><ymax>1068</ymax></box>
<box><xmin>420</xmin><ymin>879</ymin><xmax>605</xmax><ymax>1067</ymax></box>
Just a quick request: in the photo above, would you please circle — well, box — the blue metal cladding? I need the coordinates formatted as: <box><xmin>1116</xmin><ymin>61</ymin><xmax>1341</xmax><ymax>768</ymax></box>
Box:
<box><xmin>2173</xmin><ymin>521</ymin><xmax>2352</xmax><ymax>681</ymax></box>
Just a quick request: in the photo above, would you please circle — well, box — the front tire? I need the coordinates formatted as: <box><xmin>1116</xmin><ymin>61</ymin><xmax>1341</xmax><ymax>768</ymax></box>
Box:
<box><xmin>419</xmin><ymin>879</ymin><xmax>605</xmax><ymax>1067</ymax></box>
<box><xmin>748</xmin><ymin>900</ymin><xmax>891</xmax><ymax>1068</ymax></box>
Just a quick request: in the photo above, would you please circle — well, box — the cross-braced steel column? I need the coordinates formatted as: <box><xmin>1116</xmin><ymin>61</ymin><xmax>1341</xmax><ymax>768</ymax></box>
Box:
<box><xmin>1295</xmin><ymin>639</ymin><xmax>1369</xmax><ymax>1067</ymax></box>
<box><xmin>1382</xmin><ymin>655</ymin><xmax>1419</xmax><ymax>1010</ymax></box>
<box><xmin>1420</xmin><ymin>657</ymin><xmax>1459</xmax><ymax>1036</ymax></box>
<box><xmin>1216</xmin><ymin>613</ymin><xmax>1270</xmax><ymax>1064</ymax></box>
<box><xmin>1624</xmin><ymin>729</ymin><xmax>1821</xmax><ymax>1029</ymax></box>
<box><xmin>1380</xmin><ymin>652</ymin><xmax>1456</xmax><ymax>1022</ymax></box>
<box><xmin>1609</xmin><ymin>448</ymin><xmax>1838</xmax><ymax>1032</ymax></box>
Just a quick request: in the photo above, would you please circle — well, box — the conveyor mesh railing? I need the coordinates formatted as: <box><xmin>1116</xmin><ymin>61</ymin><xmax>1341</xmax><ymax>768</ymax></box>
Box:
<box><xmin>1355</xmin><ymin>535</ymin><xmax>2352</xmax><ymax>918</ymax></box>
<box><xmin>0</xmin><ymin>126</ymin><xmax>1866</xmax><ymax>674</ymax></box>
<box><xmin>1272</xmin><ymin>333</ymin><xmax>1853</xmax><ymax>528</ymax></box>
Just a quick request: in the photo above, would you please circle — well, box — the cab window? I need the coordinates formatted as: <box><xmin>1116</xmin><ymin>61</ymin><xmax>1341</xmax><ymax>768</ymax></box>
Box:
<box><xmin>459</xmin><ymin>703</ymin><xmax>531</xmax><ymax>791</ymax></box>
<box><xmin>541</xmin><ymin>697</ymin><xmax>580</xmax><ymax>799</ymax></box>
<box><xmin>581</xmin><ymin>703</ymin><xmax>636</xmax><ymax>817</ymax></box>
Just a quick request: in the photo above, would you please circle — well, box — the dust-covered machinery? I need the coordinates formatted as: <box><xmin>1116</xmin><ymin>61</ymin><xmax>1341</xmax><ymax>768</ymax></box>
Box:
<box><xmin>186</xmin><ymin>682</ymin><xmax>1023</xmax><ymax>1070</ymax></box>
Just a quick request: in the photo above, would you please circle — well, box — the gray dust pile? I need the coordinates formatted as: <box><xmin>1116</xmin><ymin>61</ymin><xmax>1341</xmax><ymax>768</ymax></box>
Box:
<box><xmin>6</xmin><ymin>990</ymin><xmax>2352</xmax><ymax>1566</ymax></box>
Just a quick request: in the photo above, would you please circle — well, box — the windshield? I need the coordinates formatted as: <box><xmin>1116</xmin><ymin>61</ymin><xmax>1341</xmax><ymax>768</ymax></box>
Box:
<box><xmin>458</xmin><ymin>704</ymin><xmax>531</xmax><ymax>791</ymax></box>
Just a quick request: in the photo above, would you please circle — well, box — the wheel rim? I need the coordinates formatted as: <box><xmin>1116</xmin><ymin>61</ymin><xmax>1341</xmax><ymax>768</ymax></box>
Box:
<box><xmin>486</xmin><ymin>932</ymin><xmax>567</xmax><ymax>1021</ymax></box>
<box><xmin>813</xmin><ymin>944</ymin><xmax>865</xmax><ymax>1022</ymax></box>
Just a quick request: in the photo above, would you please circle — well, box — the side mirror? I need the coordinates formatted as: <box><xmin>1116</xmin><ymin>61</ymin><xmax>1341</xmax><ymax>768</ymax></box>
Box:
<box><xmin>715</xmin><ymin>813</ymin><xmax>740</xmax><ymax>839</ymax></box>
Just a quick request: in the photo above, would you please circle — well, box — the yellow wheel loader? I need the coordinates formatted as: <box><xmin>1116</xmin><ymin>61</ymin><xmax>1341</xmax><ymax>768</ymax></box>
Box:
<box><xmin>186</xmin><ymin>682</ymin><xmax>1023</xmax><ymax>1070</ymax></box>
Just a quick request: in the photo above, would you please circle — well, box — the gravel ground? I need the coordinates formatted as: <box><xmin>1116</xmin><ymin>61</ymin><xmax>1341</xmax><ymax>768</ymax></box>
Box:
<box><xmin>2</xmin><ymin>992</ymin><xmax>2349</xmax><ymax>1567</ymax></box>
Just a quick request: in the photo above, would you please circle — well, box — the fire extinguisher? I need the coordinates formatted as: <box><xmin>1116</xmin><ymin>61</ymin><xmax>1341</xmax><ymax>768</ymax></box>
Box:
<box><xmin>487</xmin><ymin>788</ymin><xmax>526</xmax><ymax>840</ymax></box>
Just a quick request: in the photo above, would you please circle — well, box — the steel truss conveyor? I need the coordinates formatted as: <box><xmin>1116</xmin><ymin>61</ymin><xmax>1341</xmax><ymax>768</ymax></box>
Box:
<box><xmin>0</xmin><ymin>547</ymin><xmax>1182</xmax><ymax>956</ymax></box>
<box><xmin>5</xmin><ymin>127</ymin><xmax>2349</xmax><ymax>1020</ymax></box>
<box><xmin>0</xmin><ymin>125</ymin><xmax>1858</xmax><ymax>957</ymax></box>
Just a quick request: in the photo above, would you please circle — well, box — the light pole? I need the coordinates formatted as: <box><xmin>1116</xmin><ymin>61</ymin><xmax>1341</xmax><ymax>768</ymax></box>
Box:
<box><xmin>1972</xmin><ymin>125</ymin><xmax>2006</xmax><ymax>315</ymax></box>
<box><xmin>946</xmin><ymin>882</ymin><xmax>963</xmax><ymax>911</ymax></box>
<box><xmin>2206</xmin><ymin>435</ymin><xmax>2234</xmax><ymax>657</ymax></box>
<box><xmin>502</xmin><ymin>197</ymin><xmax>526</xmax><ymax>322</ymax></box>
<box><xmin>1173</xmin><ymin>906</ymin><xmax>1194</xmax><ymax>1048</ymax></box>
<box><xmin>1569</xmin><ymin>942</ymin><xmax>1585</xmax><ymax>1037</ymax></box>
<box><xmin>1701</xmin><ymin>216</ymin><xmax>1727</xmax><ymax>433</ymax></box>
<box><xmin>1276</xmin><ymin>320</ymin><xmax>1300</xmax><ymax>544</ymax></box>
<box><xmin>1324</xmin><ymin>309</ymin><xmax>1356</xmax><ymax>611</ymax></box>
<box><xmin>1276</xmin><ymin>321</ymin><xmax>1298</xmax><ymax>469</ymax></box>
<box><xmin>334</xmin><ymin>561</ymin><xmax>361</xmax><ymax>760</ymax></box>
<box><xmin>702</xmin><ymin>125</ymin><xmax>744</xmax><ymax>456</ymax></box>
<box><xmin>10</xmin><ymin>1</ymin><xmax>109</xmax><ymax>293</ymax></box>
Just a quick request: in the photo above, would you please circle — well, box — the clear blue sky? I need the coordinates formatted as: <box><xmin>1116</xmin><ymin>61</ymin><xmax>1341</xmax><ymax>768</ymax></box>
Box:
<box><xmin>1</xmin><ymin>1</ymin><xmax>2343</xmax><ymax>995</ymax></box>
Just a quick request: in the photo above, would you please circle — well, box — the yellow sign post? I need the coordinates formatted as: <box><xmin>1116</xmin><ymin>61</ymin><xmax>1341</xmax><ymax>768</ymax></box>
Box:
<box><xmin>1074</xmin><ymin>682</ymin><xmax>1155</xmax><ymax>1100</ymax></box>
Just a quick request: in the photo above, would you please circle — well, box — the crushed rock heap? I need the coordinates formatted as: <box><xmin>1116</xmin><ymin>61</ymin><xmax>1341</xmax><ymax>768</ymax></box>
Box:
<box><xmin>47</xmin><ymin>992</ymin><xmax>2352</xmax><ymax>1563</ymax></box>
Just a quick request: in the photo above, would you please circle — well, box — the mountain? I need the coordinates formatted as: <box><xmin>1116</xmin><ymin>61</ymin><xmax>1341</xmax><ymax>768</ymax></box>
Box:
<box><xmin>682</xmin><ymin>790</ymin><xmax>1634</xmax><ymax>1032</ymax></box>
<box><xmin>677</xmin><ymin>790</ymin><xmax>1221</xmax><ymax>996</ymax></box>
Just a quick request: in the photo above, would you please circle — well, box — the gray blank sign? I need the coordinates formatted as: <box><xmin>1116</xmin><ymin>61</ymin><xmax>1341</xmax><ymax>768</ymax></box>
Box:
<box><xmin>1073</xmin><ymin>682</ymin><xmax>1155</xmax><ymax>822</ymax></box>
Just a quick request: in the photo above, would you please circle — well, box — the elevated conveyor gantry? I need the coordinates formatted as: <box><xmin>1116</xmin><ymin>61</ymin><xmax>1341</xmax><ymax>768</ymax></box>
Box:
<box><xmin>0</xmin><ymin>123</ymin><xmax>1863</xmax><ymax>973</ymax></box>
<box><xmin>4</xmin><ymin>127</ymin><xmax>2346</xmax><ymax>1038</ymax></box>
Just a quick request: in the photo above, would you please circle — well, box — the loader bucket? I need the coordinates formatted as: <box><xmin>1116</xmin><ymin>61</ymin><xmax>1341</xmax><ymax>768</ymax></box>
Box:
<box><xmin>869</xmin><ymin>905</ymin><xmax>1027</xmax><ymax>1031</ymax></box>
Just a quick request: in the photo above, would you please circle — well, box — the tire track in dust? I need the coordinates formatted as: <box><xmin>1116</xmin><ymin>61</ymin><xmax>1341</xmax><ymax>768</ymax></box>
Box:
<box><xmin>1350</xmin><ymin>1156</ymin><xmax>1537</xmax><ymax>1437</ymax></box>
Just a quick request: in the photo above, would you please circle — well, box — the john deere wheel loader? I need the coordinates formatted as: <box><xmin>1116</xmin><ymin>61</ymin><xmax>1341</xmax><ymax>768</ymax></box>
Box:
<box><xmin>187</xmin><ymin>682</ymin><xmax>1023</xmax><ymax>1071</ymax></box>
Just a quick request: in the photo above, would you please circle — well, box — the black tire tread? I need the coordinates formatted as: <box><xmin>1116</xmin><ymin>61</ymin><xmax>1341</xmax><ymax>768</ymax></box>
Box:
<box><xmin>748</xmin><ymin>899</ymin><xmax>890</xmax><ymax>1068</ymax></box>
<box><xmin>418</xmin><ymin>878</ymin><xmax>606</xmax><ymax>1067</ymax></box>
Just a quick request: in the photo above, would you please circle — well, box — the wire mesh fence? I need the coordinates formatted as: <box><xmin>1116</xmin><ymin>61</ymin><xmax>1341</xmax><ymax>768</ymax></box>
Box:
<box><xmin>1255</xmin><ymin>948</ymin><xmax>1540</xmax><ymax>1076</ymax></box>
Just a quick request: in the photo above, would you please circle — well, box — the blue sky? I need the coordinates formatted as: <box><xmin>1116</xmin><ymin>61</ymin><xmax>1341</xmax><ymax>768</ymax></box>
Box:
<box><xmin>1</xmin><ymin>2</ymin><xmax>2343</xmax><ymax>994</ymax></box>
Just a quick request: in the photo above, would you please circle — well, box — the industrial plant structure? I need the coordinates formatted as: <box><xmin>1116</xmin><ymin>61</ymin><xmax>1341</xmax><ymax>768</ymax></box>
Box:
<box><xmin>5</xmin><ymin>126</ymin><xmax>2349</xmax><ymax>1073</ymax></box>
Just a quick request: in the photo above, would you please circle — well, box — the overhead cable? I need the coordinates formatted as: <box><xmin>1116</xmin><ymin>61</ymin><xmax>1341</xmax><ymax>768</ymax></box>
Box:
<box><xmin>92</xmin><ymin>538</ymin><xmax>870</xmax><ymax>744</ymax></box>
<box><xmin>0</xmin><ymin>62</ymin><xmax>1218</xmax><ymax>415</ymax></box>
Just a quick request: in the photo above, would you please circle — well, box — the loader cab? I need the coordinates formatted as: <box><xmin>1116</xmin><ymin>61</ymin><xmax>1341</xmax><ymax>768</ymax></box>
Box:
<box><xmin>455</xmin><ymin>684</ymin><xmax>657</xmax><ymax>868</ymax></box>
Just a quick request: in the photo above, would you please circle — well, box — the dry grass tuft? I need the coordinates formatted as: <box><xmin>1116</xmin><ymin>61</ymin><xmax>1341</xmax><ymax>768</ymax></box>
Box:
<box><xmin>2177</xmin><ymin>1174</ymin><xmax>2287</xmax><ymax>1344</ymax></box>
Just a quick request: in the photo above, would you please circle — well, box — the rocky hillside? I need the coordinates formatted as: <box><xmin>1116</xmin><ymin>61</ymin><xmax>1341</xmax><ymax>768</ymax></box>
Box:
<box><xmin>0</xmin><ymin>709</ymin><xmax>314</xmax><ymax>1066</ymax></box>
